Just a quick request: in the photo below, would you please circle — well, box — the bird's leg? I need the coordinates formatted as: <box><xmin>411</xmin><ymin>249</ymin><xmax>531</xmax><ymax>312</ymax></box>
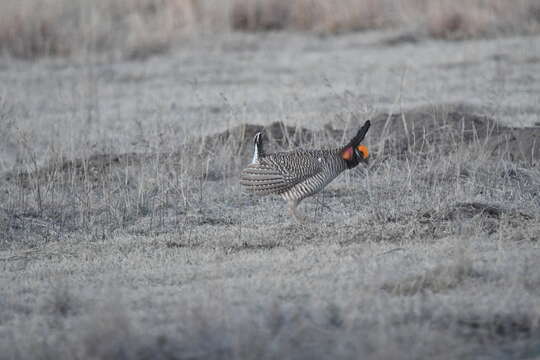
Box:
<box><xmin>288</xmin><ymin>199</ymin><xmax>307</xmax><ymax>224</ymax></box>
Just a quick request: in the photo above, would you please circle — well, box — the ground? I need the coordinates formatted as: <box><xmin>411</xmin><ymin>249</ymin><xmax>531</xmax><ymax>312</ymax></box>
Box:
<box><xmin>0</xmin><ymin>31</ymin><xmax>539</xmax><ymax>359</ymax></box>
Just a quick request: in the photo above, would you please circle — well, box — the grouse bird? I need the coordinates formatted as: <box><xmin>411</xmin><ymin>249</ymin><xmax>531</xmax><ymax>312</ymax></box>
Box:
<box><xmin>240</xmin><ymin>121</ymin><xmax>370</xmax><ymax>222</ymax></box>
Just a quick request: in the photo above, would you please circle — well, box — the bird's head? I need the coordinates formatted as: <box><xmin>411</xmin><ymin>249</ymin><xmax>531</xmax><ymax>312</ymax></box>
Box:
<box><xmin>341</xmin><ymin>120</ymin><xmax>370</xmax><ymax>168</ymax></box>
<box><xmin>342</xmin><ymin>144</ymin><xmax>369</xmax><ymax>167</ymax></box>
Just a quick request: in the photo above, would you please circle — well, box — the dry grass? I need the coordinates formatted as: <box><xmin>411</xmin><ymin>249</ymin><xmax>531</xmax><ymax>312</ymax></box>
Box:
<box><xmin>0</xmin><ymin>28</ymin><xmax>539</xmax><ymax>359</ymax></box>
<box><xmin>231</xmin><ymin>0</ymin><xmax>389</xmax><ymax>33</ymax></box>
<box><xmin>1</xmin><ymin>102</ymin><xmax>539</xmax><ymax>358</ymax></box>
<box><xmin>0</xmin><ymin>0</ymin><xmax>202</xmax><ymax>59</ymax></box>
<box><xmin>424</xmin><ymin>0</ymin><xmax>540</xmax><ymax>39</ymax></box>
<box><xmin>1</xmin><ymin>0</ymin><xmax>540</xmax><ymax>59</ymax></box>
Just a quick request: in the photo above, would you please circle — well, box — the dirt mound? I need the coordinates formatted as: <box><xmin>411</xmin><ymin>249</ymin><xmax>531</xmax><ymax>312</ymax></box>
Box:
<box><xmin>368</xmin><ymin>104</ymin><xmax>540</xmax><ymax>163</ymax></box>
<box><xmin>488</xmin><ymin>129</ymin><xmax>540</xmax><ymax>163</ymax></box>
<box><xmin>5</xmin><ymin>122</ymin><xmax>340</xmax><ymax>186</ymax></box>
<box><xmin>196</xmin><ymin>121</ymin><xmax>343</xmax><ymax>155</ymax></box>
<box><xmin>207</xmin><ymin>106</ymin><xmax>539</xmax><ymax>164</ymax></box>
<box><xmin>419</xmin><ymin>201</ymin><xmax>533</xmax><ymax>236</ymax></box>
<box><xmin>4</xmin><ymin>152</ymin><xmax>148</xmax><ymax>187</ymax></box>
<box><xmin>5</xmin><ymin>105</ymin><xmax>538</xmax><ymax>186</ymax></box>
<box><xmin>423</xmin><ymin>202</ymin><xmax>533</xmax><ymax>222</ymax></box>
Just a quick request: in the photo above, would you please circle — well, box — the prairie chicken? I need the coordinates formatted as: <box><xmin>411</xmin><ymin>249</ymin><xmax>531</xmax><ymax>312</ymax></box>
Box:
<box><xmin>240</xmin><ymin>121</ymin><xmax>371</xmax><ymax>222</ymax></box>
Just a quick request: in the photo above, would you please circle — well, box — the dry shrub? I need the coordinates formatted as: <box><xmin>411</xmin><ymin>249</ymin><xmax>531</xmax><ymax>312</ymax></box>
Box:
<box><xmin>296</xmin><ymin>0</ymin><xmax>389</xmax><ymax>33</ymax></box>
<box><xmin>231</xmin><ymin>0</ymin><xmax>290</xmax><ymax>31</ymax></box>
<box><xmin>425</xmin><ymin>0</ymin><xmax>540</xmax><ymax>39</ymax></box>
<box><xmin>231</xmin><ymin>0</ymin><xmax>390</xmax><ymax>33</ymax></box>
<box><xmin>426</xmin><ymin>1</ymin><xmax>497</xmax><ymax>39</ymax></box>
<box><xmin>0</xmin><ymin>2</ymin><xmax>70</xmax><ymax>58</ymax></box>
<box><xmin>0</xmin><ymin>0</ymin><xmax>539</xmax><ymax>59</ymax></box>
<box><xmin>118</xmin><ymin>0</ymin><xmax>200</xmax><ymax>59</ymax></box>
<box><xmin>0</xmin><ymin>0</ymin><xmax>199</xmax><ymax>59</ymax></box>
<box><xmin>230</xmin><ymin>0</ymin><xmax>540</xmax><ymax>36</ymax></box>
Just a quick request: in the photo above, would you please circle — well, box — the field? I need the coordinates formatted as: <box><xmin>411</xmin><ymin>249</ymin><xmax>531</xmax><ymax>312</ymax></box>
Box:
<box><xmin>1</xmin><ymin>1</ymin><xmax>540</xmax><ymax>359</ymax></box>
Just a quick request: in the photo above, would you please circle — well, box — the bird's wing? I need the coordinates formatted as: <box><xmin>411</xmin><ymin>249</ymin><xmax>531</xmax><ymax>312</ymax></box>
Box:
<box><xmin>240</xmin><ymin>152</ymin><xmax>323</xmax><ymax>195</ymax></box>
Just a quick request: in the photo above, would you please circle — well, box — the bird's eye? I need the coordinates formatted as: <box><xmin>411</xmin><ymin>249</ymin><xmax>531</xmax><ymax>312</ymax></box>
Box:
<box><xmin>318</xmin><ymin>157</ymin><xmax>322</xmax><ymax>162</ymax></box>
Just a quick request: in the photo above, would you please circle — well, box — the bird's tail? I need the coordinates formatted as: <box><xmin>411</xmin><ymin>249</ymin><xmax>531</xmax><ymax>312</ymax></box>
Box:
<box><xmin>251</xmin><ymin>131</ymin><xmax>265</xmax><ymax>164</ymax></box>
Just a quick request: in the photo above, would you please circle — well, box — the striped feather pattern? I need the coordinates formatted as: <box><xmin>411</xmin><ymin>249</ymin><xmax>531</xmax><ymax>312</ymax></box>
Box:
<box><xmin>240</xmin><ymin>163</ymin><xmax>290</xmax><ymax>195</ymax></box>
<box><xmin>240</xmin><ymin>149</ymin><xmax>347</xmax><ymax>200</ymax></box>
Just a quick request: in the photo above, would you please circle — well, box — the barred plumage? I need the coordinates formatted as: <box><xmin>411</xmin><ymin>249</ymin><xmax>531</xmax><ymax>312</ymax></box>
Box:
<box><xmin>240</xmin><ymin>121</ymin><xmax>371</xmax><ymax>223</ymax></box>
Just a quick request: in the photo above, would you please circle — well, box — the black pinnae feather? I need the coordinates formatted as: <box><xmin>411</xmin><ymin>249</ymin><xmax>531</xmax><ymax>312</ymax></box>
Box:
<box><xmin>342</xmin><ymin>120</ymin><xmax>371</xmax><ymax>151</ymax></box>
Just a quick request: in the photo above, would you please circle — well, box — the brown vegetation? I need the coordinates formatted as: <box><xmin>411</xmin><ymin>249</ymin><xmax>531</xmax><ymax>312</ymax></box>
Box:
<box><xmin>1</xmin><ymin>0</ymin><xmax>539</xmax><ymax>59</ymax></box>
<box><xmin>0</xmin><ymin>0</ymin><xmax>200</xmax><ymax>59</ymax></box>
<box><xmin>1</xmin><ymin>20</ymin><xmax>539</xmax><ymax>359</ymax></box>
<box><xmin>8</xmin><ymin>105</ymin><xmax>540</xmax><ymax>189</ymax></box>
